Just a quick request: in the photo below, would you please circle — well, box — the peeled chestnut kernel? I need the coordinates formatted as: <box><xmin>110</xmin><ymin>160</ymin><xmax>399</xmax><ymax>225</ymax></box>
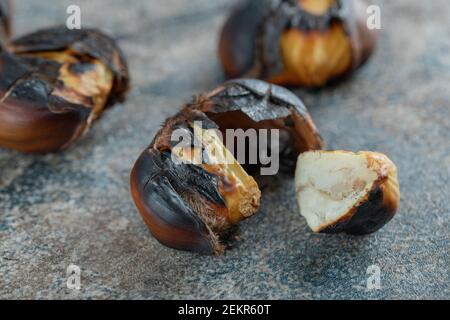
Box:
<box><xmin>219</xmin><ymin>0</ymin><xmax>377</xmax><ymax>87</ymax></box>
<box><xmin>295</xmin><ymin>150</ymin><xmax>400</xmax><ymax>235</ymax></box>
<box><xmin>0</xmin><ymin>0</ymin><xmax>11</xmax><ymax>48</ymax></box>
<box><xmin>0</xmin><ymin>27</ymin><xmax>129</xmax><ymax>153</ymax></box>
<box><xmin>131</xmin><ymin>79</ymin><xmax>323</xmax><ymax>254</ymax></box>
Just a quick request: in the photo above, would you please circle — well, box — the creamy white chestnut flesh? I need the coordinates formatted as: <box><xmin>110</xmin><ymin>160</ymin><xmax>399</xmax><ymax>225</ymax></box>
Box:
<box><xmin>295</xmin><ymin>151</ymin><xmax>400</xmax><ymax>235</ymax></box>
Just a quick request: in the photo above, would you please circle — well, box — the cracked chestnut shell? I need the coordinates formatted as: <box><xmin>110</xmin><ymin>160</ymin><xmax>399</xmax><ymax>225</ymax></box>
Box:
<box><xmin>219</xmin><ymin>0</ymin><xmax>377</xmax><ymax>87</ymax></box>
<box><xmin>0</xmin><ymin>26</ymin><xmax>129</xmax><ymax>153</ymax></box>
<box><xmin>131</xmin><ymin>79</ymin><xmax>323</xmax><ymax>254</ymax></box>
<box><xmin>295</xmin><ymin>150</ymin><xmax>400</xmax><ymax>234</ymax></box>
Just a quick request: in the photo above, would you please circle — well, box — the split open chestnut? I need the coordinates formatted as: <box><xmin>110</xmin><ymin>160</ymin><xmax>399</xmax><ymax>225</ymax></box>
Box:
<box><xmin>295</xmin><ymin>150</ymin><xmax>400</xmax><ymax>234</ymax></box>
<box><xmin>131</xmin><ymin>79</ymin><xmax>323</xmax><ymax>254</ymax></box>
<box><xmin>219</xmin><ymin>0</ymin><xmax>377</xmax><ymax>87</ymax></box>
<box><xmin>0</xmin><ymin>2</ymin><xmax>129</xmax><ymax>153</ymax></box>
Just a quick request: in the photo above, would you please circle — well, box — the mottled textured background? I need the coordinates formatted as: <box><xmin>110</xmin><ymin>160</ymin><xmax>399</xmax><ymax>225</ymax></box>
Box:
<box><xmin>0</xmin><ymin>0</ymin><xmax>449</xmax><ymax>299</ymax></box>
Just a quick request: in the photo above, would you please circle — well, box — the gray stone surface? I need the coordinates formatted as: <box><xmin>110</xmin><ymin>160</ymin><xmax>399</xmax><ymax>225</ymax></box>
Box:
<box><xmin>0</xmin><ymin>0</ymin><xmax>449</xmax><ymax>299</ymax></box>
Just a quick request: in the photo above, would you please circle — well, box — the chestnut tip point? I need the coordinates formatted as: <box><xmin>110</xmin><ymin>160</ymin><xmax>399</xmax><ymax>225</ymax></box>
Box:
<box><xmin>295</xmin><ymin>150</ymin><xmax>400</xmax><ymax>235</ymax></box>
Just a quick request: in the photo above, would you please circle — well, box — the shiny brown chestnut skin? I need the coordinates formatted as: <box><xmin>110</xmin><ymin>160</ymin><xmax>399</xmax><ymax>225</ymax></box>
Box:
<box><xmin>131</xmin><ymin>79</ymin><xmax>323</xmax><ymax>255</ymax></box>
<box><xmin>0</xmin><ymin>26</ymin><xmax>129</xmax><ymax>153</ymax></box>
<box><xmin>219</xmin><ymin>0</ymin><xmax>377</xmax><ymax>88</ymax></box>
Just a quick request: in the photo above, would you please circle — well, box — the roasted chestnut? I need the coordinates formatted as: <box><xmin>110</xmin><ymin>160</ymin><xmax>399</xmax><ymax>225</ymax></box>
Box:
<box><xmin>295</xmin><ymin>150</ymin><xmax>400</xmax><ymax>234</ymax></box>
<box><xmin>219</xmin><ymin>0</ymin><xmax>377</xmax><ymax>87</ymax></box>
<box><xmin>131</xmin><ymin>79</ymin><xmax>323</xmax><ymax>254</ymax></box>
<box><xmin>0</xmin><ymin>23</ymin><xmax>129</xmax><ymax>152</ymax></box>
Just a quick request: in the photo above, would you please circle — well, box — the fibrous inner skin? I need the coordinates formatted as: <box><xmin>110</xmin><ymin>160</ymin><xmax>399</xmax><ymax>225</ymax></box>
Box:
<box><xmin>295</xmin><ymin>151</ymin><xmax>378</xmax><ymax>231</ymax></box>
<box><xmin>172</xmin><ymin>124</ymin><xmax>261</xmax><ymax>225</ymax></box>
<box><xmin>26</xmin><ymin>50</ymin><xmax>113</xmax><ymax>122</ymax></box>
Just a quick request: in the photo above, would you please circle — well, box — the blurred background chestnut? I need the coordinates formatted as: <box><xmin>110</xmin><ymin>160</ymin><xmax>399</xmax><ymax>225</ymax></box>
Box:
<box><xmin>0</xmin><ymin>0</ymin><xmax>129</xmax><ymax>153</ymax></box>
<box><xmin>219</xmin><ymin>0</ymin><xmax>377</xmax><ymax>87</ymax></box>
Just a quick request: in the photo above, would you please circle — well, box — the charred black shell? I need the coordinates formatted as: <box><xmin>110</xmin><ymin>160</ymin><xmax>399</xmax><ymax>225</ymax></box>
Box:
<box><xmin>191</xmin><ymin>79</ymin><xmax>324</xmax><ymax>169</ymax></box>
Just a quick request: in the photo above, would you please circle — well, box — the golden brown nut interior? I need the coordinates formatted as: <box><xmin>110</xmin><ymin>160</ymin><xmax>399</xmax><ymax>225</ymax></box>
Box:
<box><xmin>24</xmin><ymin>50</ymin><xmax>114</xmax><ymax>124</ymax></box>
<box><xmin>295</xmin><ymin>150</ymin><xmax>400</xmax><ymax>234</ymax></box>
<box><xmin>272</xmin><ymin>21</ymin><xmax>353</xmax><ymax>87</ymax></box>
<box><xmin>271</xmin><ymin>0</ymin><xmax>353</xmax><ymax>86</ymax></box>
<box><xmin>171</xmin><ymin>121</ymin><xmax>261</xmax><ymax>226</ymax></box>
